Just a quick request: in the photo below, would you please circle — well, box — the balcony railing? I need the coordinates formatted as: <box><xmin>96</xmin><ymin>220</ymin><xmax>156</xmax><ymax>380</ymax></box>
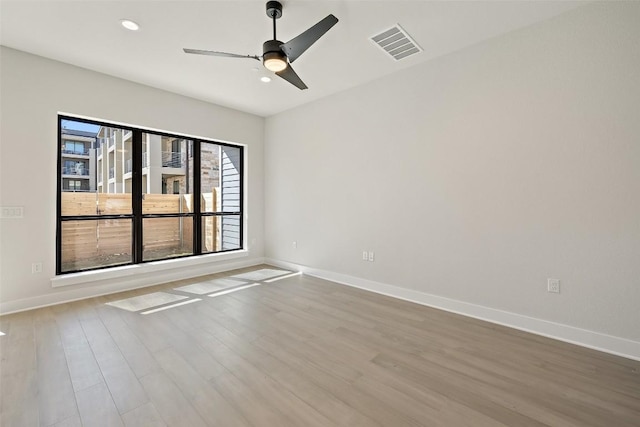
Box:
<box><xmin>62</xmin><ymin>188</ymin><xmax>91</xmax><ymax>192</ymax></box>
<box><xmin>142</xmin><ymin>152</ymin><xmax>149</xmax><ymax>168</ymax></box>
<box><xmin>62</xmin><ymin>149</ymin><xmax>90</xmax><ymax>156</ymax></box>
<box><xmin>63</xmin><ymin>167</ymin><xmax>90</xmax><ymax>176</ymax></box>
<box><xmin>125</xmin><ymin>159</ymin><xmax>132</xmax><ymax>174</ymax></box>
<box><xmin>162</xmin><ymin>151</ymin><xmax>186</xmax><ymax>168</ymax></box>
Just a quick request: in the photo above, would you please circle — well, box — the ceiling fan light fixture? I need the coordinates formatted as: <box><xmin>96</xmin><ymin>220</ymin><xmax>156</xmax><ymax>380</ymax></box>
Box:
<box><xmin>262</xmin><ymin>41</ymin><xmax>288</xmax><ymax>72</ymax></box>
<box><xmin>264</xmin><ymin>56</ymin><xmax>287</xmax><ymax>72</ymax></box>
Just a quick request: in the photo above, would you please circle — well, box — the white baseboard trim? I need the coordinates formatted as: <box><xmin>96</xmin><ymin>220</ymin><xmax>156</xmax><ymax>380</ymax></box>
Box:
<box><xmin>0</xmin><ymin>257</ymin><xmax>266</xmax><ymax>315</ymax></box>
<box><xmin>265</xmin><ymin>258</ymin><xmax>640</xmax><ymax>361</ymax></box>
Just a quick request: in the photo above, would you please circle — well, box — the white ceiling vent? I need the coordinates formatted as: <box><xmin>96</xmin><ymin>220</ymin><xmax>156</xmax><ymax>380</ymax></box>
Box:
<box><xmin>371</xmin><ymin>24</ymin><xmax>421</xmax><ymax>61</ymax></box>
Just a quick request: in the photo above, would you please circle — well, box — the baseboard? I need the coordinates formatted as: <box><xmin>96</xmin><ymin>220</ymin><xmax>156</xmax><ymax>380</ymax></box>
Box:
<box><xmin>265</xmin><ymin>258</ymin><xmax>640</xmax><ymax>361</ymax></box>
<box><xmin>0</xmin><ymin>257</ymin><xmax>266</xmax><ymax>315</ymax></box>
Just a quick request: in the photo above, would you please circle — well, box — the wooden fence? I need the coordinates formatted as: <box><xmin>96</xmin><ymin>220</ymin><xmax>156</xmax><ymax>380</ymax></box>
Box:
<box><xmin>61</xmin><ymin>191</ymin><xmax>217</xmax><ymax>267</ymax></box>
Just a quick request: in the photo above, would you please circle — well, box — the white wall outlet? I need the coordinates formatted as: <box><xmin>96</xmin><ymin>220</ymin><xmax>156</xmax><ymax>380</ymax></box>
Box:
<box><xmin>368</xmin><ymin>251</ymin><xmax>375</xmax><ymax>262</ymax></box>
<box><xmin>547</xmin><ymin>278</ymin><xmax>560</xmax><ymax>293</ymax></box>
<box><xmin>362</xmin><ymin>250</ymin><xmax>368</xmax><ymax>261</ymax></box>
<box><xmin>32</xmin><ymin>262</ymin><xmax>42</xmax><ymax>274</ymax></box>
<box><xmin>292</xmin><ymin>241</ymin><xmax>297</xmax><ymax>249</ymax></box>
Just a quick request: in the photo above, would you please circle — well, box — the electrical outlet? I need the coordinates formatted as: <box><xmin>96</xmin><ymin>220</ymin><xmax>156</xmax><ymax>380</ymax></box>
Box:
<box><xmin>368</xmin><ymin>251</ymin><xmax>375</xmax><ymax>262</ymax></box>
<box><xmin>362</xmin><ymin>251</ymin><xmax>368</xmax><ymax>261</ymax></box>
<box><xmin>547</xmin><ymin>278</ymin><xmax>560</xmax><ymax>293</ymax></box>
<box><xmin>292</xmin><ymin>241</ymin><xmax>297</xmax><ymax>249</ymax></box>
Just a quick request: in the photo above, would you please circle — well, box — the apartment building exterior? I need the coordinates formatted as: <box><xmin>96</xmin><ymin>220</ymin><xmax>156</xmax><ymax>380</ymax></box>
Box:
<box><xmin>60</xmin><ymin>128</ymin><xmax>97</xmax><ymax>192</ymax></box>
<box><xmin>95</xmin><ymin>126</ymin><xmax>221</xmax><ymax>197</ymax></box>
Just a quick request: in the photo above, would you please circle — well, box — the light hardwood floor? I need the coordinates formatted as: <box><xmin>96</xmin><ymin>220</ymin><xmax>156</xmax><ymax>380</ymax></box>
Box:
<box><xmin>1</xmin><ymin>265</ymin><xmax>638</xmax><ymax>426</ymax></box>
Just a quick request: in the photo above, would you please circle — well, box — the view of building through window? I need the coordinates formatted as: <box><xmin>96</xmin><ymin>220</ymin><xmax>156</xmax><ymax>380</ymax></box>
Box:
<box><xmin>58</xmin><ymin>117</ymin><xmax>242</xmax><ymax>273</ymax></box>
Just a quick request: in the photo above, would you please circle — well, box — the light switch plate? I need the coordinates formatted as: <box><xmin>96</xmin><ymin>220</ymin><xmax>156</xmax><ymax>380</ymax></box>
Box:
<box><xmin>1</xmin><ymin>206</ymin><xmax>24</xmax><ymax>218</ymax></box>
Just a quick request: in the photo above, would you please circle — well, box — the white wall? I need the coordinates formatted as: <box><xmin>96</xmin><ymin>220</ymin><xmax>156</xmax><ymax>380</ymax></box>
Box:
<box><xmin>265</xmin><ymin>2</ymin><xmax>640</xmax><ymax>348</ymax></box>
<box><xmin>0</xmin><ymin>47</ymin><xmax>265</xmax><ymax>311</ymax></box>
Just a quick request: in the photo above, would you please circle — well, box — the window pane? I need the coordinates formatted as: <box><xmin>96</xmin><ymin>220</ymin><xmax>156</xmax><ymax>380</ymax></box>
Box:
<box><xmin>200</xmin><ymin>143</ymin><xmax>220</xmax><ymax>213</ymax></box>
<box><xmin>61</xmin><ymin>219</ymin><xmax>132</xmax><ymax>272</ymax></box>
<box><xmin>202</xmin><ymin>214</ymin><xmax>241</xmax><ymax>253</ymax></box>
<box><xmin>61</xmin><ymin>121</ymin><xmax>133</xmax><ymax>214</ymax></box>
<box><xmin>141</xmin><ymin>133</ymin><xmax>193</xmax><ymax>214</ymax></box>
<box><xmin>221</xmin><ymin>215</ymin><xmax>241</xmax><ymax>250</ymax></box>
<box><xmin>60</xmin><ymin>120</ymin><xmax>98</xmax><ymax>200</ymax></box>
<box><xmin>201</xmin><ymin>216</ymin><xmax>219</xmax><ymax>253</ymax></box>
<box><xmin>97</xmin><ymin>126</ymin><xmax>133</xmax><ymax>213</ymax></box>
<box><xmin>220</xmin><ymin>145</ymin><xmax>241</xmax><ymax>212</ymax></box>
<box><xmin>143</xmin><ymin>217</ymin><xmax>193</xmax><ymax>261</ymax></box>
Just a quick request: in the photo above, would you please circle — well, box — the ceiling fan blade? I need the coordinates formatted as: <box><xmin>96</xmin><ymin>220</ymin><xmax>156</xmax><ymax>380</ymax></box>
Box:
<box><xmin>183</xmin><ymin>48</ymin><xmax>260</xmax><ymax>61</ymax></box>
<box><xmin>280</xmin><ymin>14</ymin><xmax>338</xmax><ymax>63</ymax></box>
<box><xmin>276</xmin><ymin>64</ymin><xmax>308</xmax><ymax>90</ymax></box>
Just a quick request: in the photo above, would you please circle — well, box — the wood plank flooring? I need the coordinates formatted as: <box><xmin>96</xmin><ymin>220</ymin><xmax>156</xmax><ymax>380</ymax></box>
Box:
<box><xmin>1</xmin><ymin>265</ymin><xmax>638</xmax><ymax>426</ymax></box>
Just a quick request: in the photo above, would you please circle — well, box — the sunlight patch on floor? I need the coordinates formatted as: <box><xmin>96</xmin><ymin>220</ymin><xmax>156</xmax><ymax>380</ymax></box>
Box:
<box><xmin>102</xmin><ymin>268</ymin><xmax>297</xmax><ymax>315</ymax></box>
<box><xmin>208</xmin><ymin>283</ymin><xmax>261</xmax><ymax>298</ymax></box>
<box><xmin>264</xmin><ymin>271</ymin><xmax>301</xmax><ymax>283</ymax></box>
<box><xmin>140</xmin><ymin>298</ymin><xmax>202</xmax><ymax>315</ymax></box>
<box><xmin>106</xmin><ymin>292</ymin><xmax>188</xmax><ymax>312</ymax></box>
<box><xmin>174</xmin><ymin>278</ymin><xmax>248</xmax><ymax>295</ymax></box>
<box><xmin>230</xmin><ymin>268</ymin><xmax>291</xmax><ymax>281</ymax></box>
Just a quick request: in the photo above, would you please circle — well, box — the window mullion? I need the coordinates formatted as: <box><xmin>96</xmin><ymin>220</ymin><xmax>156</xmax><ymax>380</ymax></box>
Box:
<box><xmin>132</xmin><ymin>130</ymin><xmax>143</xmax><ymax>263</ymax></box>
<box><xmin>193</xmin><ymin>140</ymin><xmax>202</xmax><ymax>254</ymax></box>
<box><xmin>56</xmin><ymin>118</ymin><xmax>63</xmax><ymax>274</ymax></box>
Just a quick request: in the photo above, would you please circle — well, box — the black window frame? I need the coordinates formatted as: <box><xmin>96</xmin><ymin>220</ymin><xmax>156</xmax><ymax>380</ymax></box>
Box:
<box><xmin>56</xmin><ymin>115</ymin><xmax>244</xmax><ymax>275</ymax></box>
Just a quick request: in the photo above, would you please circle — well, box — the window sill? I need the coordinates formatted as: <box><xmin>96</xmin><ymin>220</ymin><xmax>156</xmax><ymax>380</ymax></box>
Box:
<box><xmin>50</xmin><ymin>250</ymin><xmax>248</xmax><ymax>288</ymax></box>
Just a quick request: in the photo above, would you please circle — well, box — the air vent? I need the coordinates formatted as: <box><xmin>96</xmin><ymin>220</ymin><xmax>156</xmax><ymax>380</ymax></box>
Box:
<box><xmin>371</xmin><ymin>25</ymin><xmax>421</xmax><ymax>61</ymax></box>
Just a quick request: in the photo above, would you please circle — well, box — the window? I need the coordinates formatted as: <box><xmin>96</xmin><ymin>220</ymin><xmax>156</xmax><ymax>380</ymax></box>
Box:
<box><xmin>63</xmin><ymin>140</ymin><xmax>86</xmax><ymax>155</ymax></box>
<box><xmin>57</xmin><ymin>116</ymin><xmax>244</xmax><ymax>274</ymax></box>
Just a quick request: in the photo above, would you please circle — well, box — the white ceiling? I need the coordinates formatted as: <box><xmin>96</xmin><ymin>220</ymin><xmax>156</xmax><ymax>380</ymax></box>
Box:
<box><xmin>0</xmin><ymin>0</ymin><xmax>585</xmax><ymax>117</ymax></box>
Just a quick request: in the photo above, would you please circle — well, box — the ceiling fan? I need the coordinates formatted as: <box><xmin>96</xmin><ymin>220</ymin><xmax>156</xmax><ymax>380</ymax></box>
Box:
<box><xmin>184</xmin><ymin>1</ymin><xmax>338</xmax><ymax>90</ymax></box>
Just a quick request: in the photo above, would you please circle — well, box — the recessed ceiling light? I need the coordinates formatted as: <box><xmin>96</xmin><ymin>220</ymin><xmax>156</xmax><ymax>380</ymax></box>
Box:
<box><xmin>260</xmin><ymin>76</ymin><xmax>271</xmax><ymax>83</ymax></box>
<box><xmin>120</xmin><ymin>19</ymin><xmax>140</xmax><ymax>31</ymax></box>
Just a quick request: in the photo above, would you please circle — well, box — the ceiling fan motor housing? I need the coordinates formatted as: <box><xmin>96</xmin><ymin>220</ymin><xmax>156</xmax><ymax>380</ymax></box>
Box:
<box><xmin>263</xmin><ymin>39</ymin><xmax>287</xmax><ymax>71</ymax></box>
